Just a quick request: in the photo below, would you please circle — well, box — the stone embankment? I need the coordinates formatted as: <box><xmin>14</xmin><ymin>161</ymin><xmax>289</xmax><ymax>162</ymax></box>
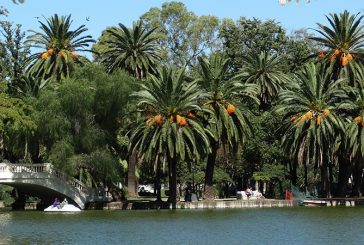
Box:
<box><xmin>179</xmin><ymin>199</ymin><xmax>293</xmax><ymax>209</ymax></box>
<box><xmin>87</xmin><ymin>199</ymin><xmax>293</xmax><ymax>210</ymax></box>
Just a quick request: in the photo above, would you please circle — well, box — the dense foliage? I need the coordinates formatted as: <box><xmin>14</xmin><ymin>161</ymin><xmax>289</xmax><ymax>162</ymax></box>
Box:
<box><xmin>2</xmin><ymin>2</ymin><xmax>364</xmax><ymax>208</ymax></box>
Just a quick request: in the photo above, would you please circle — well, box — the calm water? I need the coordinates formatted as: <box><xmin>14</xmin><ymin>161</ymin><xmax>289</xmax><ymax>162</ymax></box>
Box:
<box><xmin>0</xmin><ymin>207</ymin><xmax>364</xmax><ymax>245</ymax></box>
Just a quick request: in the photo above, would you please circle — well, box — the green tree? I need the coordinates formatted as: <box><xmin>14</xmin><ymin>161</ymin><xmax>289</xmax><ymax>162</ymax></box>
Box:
<box><xmin>197</xmin><ymin>54</ymin><xmax>258</xmax><ymax>199</ymax></box>
<box><xmin>285</xmin><ymin>29</ymin><xmax>318</xmax><ymax>72</ymax></box>
<box><xmin>26</xmin><ymin>14</ymin><xmax>95</xmax><ymax>81</ymax></box>
<box><xmin>240</xmin><ymin>110</ymin><xmax>289</xmax><ymax>196</ymax></box>
<box><xmin>98</xmin><ymin>21</ymin><xmax>161</xmax><ymax>79</ymax></box>
<box><xmin>276</xmin><ymin>63</ymin><xmax>347</xmax><ymax>197</ymax></box>
<box><xmin>238</xmin><ymin>51</ymin><xmax>290</xmax><ymax>110</ymax></box>
<box><xmin>129</xmin><ymin>66</ymin><xmax>211</xmax><ymax>208</ymax></box>
<box><xmin>0</xmin><ymin>21</ymin><xmax>29</xmax><ymax>84</ymax></box>
<box><xmin>219</xmin><ymin>17</ymin><xmax>288</xmax><ymax>71</ymax></box>
<box><xmin>31</xmin><ymin>66</ymin><xmax>132</xmax><ymax>191</ymax></box>
<box><xmin>253</xmin><ymin>163</ymin><xmax>286</xmax><ymax>197</ymax></box>
<box><xmin>140</xmin><ymin>1</ymin><xmax>221</xmax><ymax>68</ymax></box>
<box><xmin>0</xmin><ymin>83</ymin><xmax>36</xmax><ymax>161</ymax></box>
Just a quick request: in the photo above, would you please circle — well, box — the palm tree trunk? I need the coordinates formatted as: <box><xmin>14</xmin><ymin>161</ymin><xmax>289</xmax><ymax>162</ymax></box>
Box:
<box><xmin>155</xmin><ymin>159</ymin><xmax>162</xmax><ymax>203</ymax></box>
<box><xmin>328</xmin><ymin>163</ymin><xmax>333</xmax><ymax>198</ymax></box>
<box><xmin>167</xmin><ymin>154</ymin><xmax>177</xmax><ymax>209</ymax></box>
<box><xmin>204</xmin><ymin>140</ymin><xmax>218</xmax><ymax>200</ymax></box>
<box><xmin>127</xmin><ymin>152</ymin><xmax>138</xmax><ymax>198</ymax></box>
<box><xmin>304</xmin><ymin>162</ymin><xmax>308</xmax><ymax>194</ymax></box>
<box><xmin>336</xmin><ymin>151</ymin><xmax>350</xmax><ymax>197</ymax></box>
<box><xmin>352</xmin><ymin>158</ymin><xmax>363</xmax><ymax>197</ymax></box>
<box><xmin>320</xmin><ymin>164</ymin><xmax>329</xmax><ymax>197</ymax></box>
<box><xmin>289</xmin><ymin>160</ymin><xmax>297</xmax><ymax>187</ymax></box>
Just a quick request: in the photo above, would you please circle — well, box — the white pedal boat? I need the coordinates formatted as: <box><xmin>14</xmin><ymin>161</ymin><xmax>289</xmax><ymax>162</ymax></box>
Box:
<box><xmin>44</xmin><ymin>204</ymin><xmax>81</xmax><ymax>212</ymax></box>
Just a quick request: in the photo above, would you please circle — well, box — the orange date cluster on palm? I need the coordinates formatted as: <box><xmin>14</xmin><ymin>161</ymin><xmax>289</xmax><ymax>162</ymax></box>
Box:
<box><xmin>146</xmin><ymin>114</ymin><xmax>164</xmax><ymax>127</ymax></box>
<box><xmin>40</xmin><ymin>49</ymin><xmax>78</xmax><ymax>60</ymax></box>
<box><xmin>176</xmin><ymin>115</ymin><xmax>187</xmax><ymax>126</ymax></box>
<box><xmin>354</xmin><ymin>116</ymin><xmax>364</xmax><ymax>127</ymax></box>
<box><xmin>291</xmin><ymin>109</ymin><xmax>330</xmax><ymax>126</ymax></box>
<box><xmin>321</xmin><ymin>49</ymin><xmax>353</xmax><ymax>66</ymax></box>
<box><xmin>168</xmin><ymin>114</ymin><xmax>188</xmax><ymax>127</ymax></box>
<box><xmin>226</xmin><ymin>104</ymin><xmax>235</xmax><ymax>116</ymax></box>
<box><xmin>40</xmin><ymin>49</ymin><xmax>55</xmax><ymax>59</ymax></box>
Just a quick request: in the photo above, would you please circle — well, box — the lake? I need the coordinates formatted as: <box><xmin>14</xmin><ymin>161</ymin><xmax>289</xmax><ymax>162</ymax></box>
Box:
<box><xmin>0</xmin><ymin>207</ymin><xmax>363</xmax><ymax>244</ymax></box>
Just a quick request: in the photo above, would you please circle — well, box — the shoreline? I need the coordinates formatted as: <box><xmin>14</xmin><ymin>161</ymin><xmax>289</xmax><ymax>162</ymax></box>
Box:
<box><xmin>3</xmin><ymin>197</ymin><xmax>364</xmax><ymax>210</ymax></box>
<box><xmin>87</xmin><ymin>198</ymin><xmax>293</xmax><ymax>210</ymax></box>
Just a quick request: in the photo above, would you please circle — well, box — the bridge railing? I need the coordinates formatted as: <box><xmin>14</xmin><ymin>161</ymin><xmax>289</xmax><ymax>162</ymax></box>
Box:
<box><xmin>47</xmin><ymin>165</ymin><xmax>90</xmax><ymax>194</ymax></box>
<box><xmin>0</xmin><ymin>163</ymin><xmax>90</xmax><ymax>194</ymax></box>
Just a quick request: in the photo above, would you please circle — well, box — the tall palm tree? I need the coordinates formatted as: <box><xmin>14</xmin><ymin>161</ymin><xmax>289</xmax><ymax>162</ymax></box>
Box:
<box><xmin>276</xmin><ymin>63</ymin><xmax>348</xmax><ymax>197</ymax></box>
<box><xmin>197</xmin><ymin>54</ymin><xmax>258</xmax><ymax>199</ymax></box>
<box><xmin>239</xmin><ymin>51</ymin><xmax>290</xmax><ymax>110</ymax></box>
<box><xmin>100</xmin><ymin>21</ymin><xmax>161</xmax><ymax>79</ymax></box>
<box><xmin>129</xmin><ymin>66</ymin><xmax>211</xmax><ymax>208</ymax></box>
<box><xmin>339</xmin><ymin>68</ymin><xmax>364</xmax><ymax>196</ymax></box>
<box><xmin>26</xmin><ymin>14</ymin><xmax>95</xmax><ymax>81</ymax></box>
<box><xmin>310</xmin><ymin>11</ymin><xmax>364</xmax><ymax>80</ymax></box>
<box><xmin>98</xmin><ymin>21</ymin><xmax>161</xmax><ymax>197</ymax></box>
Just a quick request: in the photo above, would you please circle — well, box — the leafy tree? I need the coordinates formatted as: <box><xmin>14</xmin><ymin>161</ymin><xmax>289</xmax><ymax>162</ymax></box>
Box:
<box><xmin>32</xmin><ymin>68</ymin><xmax>128</xmax><ymax>191</ymax></box>
<box><xmin>0</xmin><ymin>82</ymin><xmax>36</xmax><ymax>161</ymax></box>
<box><xmin>197</xmin><ymin>54</ymin><xmax>258</xmax><ymax>199</ymax></box>
<box><xmin>253</xmin><ymin>163</ymin><xmax>286</xmax><ymax>197</ymax></box>
<box><xmin>0</xmin><ymin>184</ymin><xmax>14</xmax><ymax>207</ymax></box>
<box><xmin>0</xmin><ymin>21</ymin><xmax>29</xmax><ymax>84</ymax></box>
<box><xmin>140</xmin><ymin>1</ymin><xmax>221</xmax><ymax>68</ymax></box>
<box><xmin>240</xmin><ymin>110</ymin><xmax>288</xmax><ymax>195</ymax></box>
<box><xmin>25</xmin><ymin>14</ymin><xmax>95</xmax><ymax>81</ymax></box>
<box><xmin>285</xmin><ymin>29</ymin><xmax>319</xmax><ymax>72</ymax></box>
<box><xmin>129</xmin><ymin>66</ymin><xmax>211</xmax><ymax>208</ymax></box>
<box><xmin>219</xmin><ymin>17</ymin><xmax>288</xmax><ymax>70</ymax></box>
<box><xmin>98</xmin><ymin>21</ymin><xmax>161</xmax><ymax>79</ymax></box>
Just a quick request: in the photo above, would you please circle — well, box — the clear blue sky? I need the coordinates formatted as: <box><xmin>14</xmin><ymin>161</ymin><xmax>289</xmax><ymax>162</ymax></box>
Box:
<box><xmin>2</xmin><ymin>0</ymin><xmax>363</xmax><ymax>41</ymax></box>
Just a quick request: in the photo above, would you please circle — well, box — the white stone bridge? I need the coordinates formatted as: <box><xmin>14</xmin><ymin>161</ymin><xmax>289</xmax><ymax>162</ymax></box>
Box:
<box><xmin>0</xmin><ymin>163</ymin><xmax>105</xmax><ymax>209</ymax></box>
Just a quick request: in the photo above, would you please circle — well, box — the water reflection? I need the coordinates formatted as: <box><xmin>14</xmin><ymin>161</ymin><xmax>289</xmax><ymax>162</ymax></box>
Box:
<box><xmin>0</xmin><ymin>212</ymin><xmax>11</xmax><ymax>226</ymax></box>
<box><xmin>0</xmin><ymin>208</ymin><xmax>364</xmax><ymax>244</ymax></box>
<box><xmin>0</xmin><ymin>213</ymin><xmax>12</xmax><ymax>245</ymax></box>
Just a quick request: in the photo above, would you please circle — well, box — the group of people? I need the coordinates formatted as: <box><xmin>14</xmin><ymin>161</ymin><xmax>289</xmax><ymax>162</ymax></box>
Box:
<box><xmin>52</xmin><ymin>197</ymin><xmax>68</xmax><ymax>209</ymax></box>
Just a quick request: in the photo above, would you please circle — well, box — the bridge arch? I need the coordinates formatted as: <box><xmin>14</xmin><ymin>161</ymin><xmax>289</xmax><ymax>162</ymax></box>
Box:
<box><xmin>0</xmin><ymin>163</ymin><xmax>100</xmax><ymax>209</ymax></box>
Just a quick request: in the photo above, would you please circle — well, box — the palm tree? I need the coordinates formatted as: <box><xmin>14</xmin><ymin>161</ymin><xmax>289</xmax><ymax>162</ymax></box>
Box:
<box><xmin>197</xmin><ymin>54</ymin><xmax>258</xmax><ymax>199</ymax></box>
<box><xmin>339</xmin><ymin>69</ymin><xmax>364</xmax><ymax>196</ymax></box>
<box><xmin>310</xmin><ymin>11</ymin><xmax>364</xmax><ymax>80</ymax></box>
<box><xmin>239</xmin><ymin>51</ymin><xmax>290</xmax><ymax>110</ymax></box>
<box><xmin>98</xmin><ymin>22</ymin><xmax>161</xmax><ymax>198</ymax></box>
<box><xmin>26</xmin><ymin>14</ymin><xmax>95</xmax><ymax>81</ymax></box>
<box><xmin>100</xmin><ymin>21</ymin><xmax>161</xmax><ymax>79</ymax></box>
<box><xmin>129</xmin><ymin>66</ymin><xmax>211</xmax><ymax>208</ymax></box>
<box><xmin>276</xmin><ymin>63</ymin><xmax>348</xmax><ymax>197</ymax></box>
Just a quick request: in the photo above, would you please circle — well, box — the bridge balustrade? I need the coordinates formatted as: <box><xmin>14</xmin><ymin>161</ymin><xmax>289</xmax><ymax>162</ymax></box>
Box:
<box><xmin>0</xmin><ymin>163</ymin><xmax>89</xmax><ymax>193</ymax></box>
<box><xmin>0</xmin><ymin>163</ymin><xmax>106</xmax><ymax>209</ymax></box>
